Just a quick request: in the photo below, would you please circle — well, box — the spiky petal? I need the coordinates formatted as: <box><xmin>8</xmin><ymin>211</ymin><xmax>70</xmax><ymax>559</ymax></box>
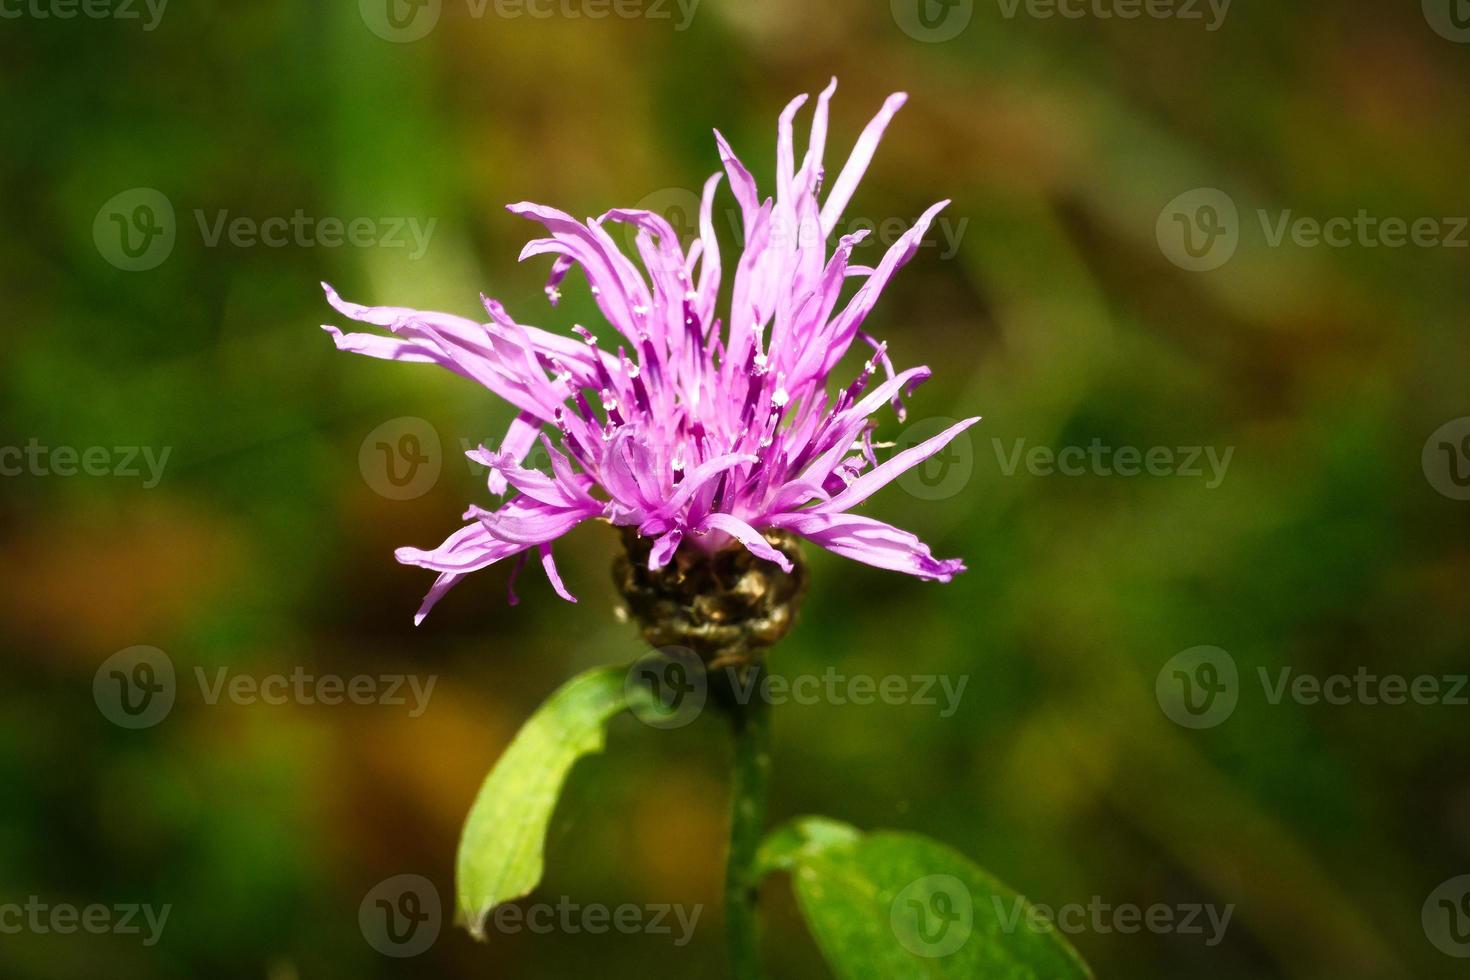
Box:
<box><xmin>324</xmin><ymin>81</ymin><xmax>979</xmax><ymax>621</ymax></box>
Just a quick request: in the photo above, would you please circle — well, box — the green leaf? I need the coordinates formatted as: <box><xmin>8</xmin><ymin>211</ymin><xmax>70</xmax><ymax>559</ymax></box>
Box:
<box><xmin>455</xmin><ymin>664</ymin><xmax>643</xmax><ymax>939</ymax></box>
<box><xmin>761</xmin><ymin>818</ymin><xmax>1093</xmax><ymax>979</ymax></box>
<box><xmin>756</xmin><ymin>815</ymin><xmax>864</xmax><ymax>875</ymax></box>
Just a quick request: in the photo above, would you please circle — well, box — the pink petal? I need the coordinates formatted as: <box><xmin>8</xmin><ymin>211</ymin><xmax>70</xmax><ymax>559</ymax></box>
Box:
<box><xmin>699</xmin><ymin>512</ymin><xmax>793</xmax><ymax>573</ymax></box>
<box><xmin>773</xmin><ymin>511</ymin><xmax>964</xmax><ymax>581</ymax></box>
<box><xmin>819</xmin><ymin>92</ymin><xmax>908</xmax><ymax>237</ymax></box>
<box><xmin>818</xmin><ymin>417</ymin><xmax>980</xmax><ymax>514</ymax></box>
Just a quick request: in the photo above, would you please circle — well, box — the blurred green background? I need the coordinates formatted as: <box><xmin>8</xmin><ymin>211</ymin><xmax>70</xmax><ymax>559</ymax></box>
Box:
<box><xmin>3</xmin><ymin>0</ymin><xmax>1469</xmax><ymax>977</ymax></box>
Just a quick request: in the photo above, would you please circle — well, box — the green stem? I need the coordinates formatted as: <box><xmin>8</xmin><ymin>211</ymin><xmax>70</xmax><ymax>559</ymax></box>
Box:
<box><xmin>723</xmin><ymin>667</ymin><xmax>771</xmax><ymax>980</ymax></box>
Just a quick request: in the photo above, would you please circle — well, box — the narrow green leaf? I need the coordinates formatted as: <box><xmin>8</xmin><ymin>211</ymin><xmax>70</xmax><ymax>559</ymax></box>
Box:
<box><xmin>456</xmin><ymin>664</ymin><xmax>642</xmax><ymax>939</ymax></box>
<box><xmin>762</xmin><ymin>819</ymin><xmax>1094</xmax><ymax>979</ymax></box>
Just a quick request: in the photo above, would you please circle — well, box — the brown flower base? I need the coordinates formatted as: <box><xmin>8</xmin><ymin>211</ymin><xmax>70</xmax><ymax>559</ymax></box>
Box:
<box><xmin>612</xmin><ymin>526</ymin><xmax>808</xmax><ymax>670</ymax></box>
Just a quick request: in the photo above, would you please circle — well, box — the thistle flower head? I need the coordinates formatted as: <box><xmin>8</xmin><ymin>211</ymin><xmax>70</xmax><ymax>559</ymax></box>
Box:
<box><xmin>323</xmin><ymin>80</ymin><xmax>979</xmax><ymax>625</ymax></box>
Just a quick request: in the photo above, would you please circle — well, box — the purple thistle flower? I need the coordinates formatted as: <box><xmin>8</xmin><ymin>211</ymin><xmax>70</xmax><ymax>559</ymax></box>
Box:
<box><xmin>323</xmin><ymin>80</ymin><xmax>980</xmax><ymax>625</ymax></box>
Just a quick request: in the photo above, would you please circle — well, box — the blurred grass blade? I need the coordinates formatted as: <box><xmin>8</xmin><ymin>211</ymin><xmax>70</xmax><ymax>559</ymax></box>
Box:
<box><xmin>456</xmin><ymin>664</ymin><xmax>641</xmax><ymax>939</ymax></box>
<box><xmin>759</xmin><ymin>818</ymin><xmax>1093</xmax><ymax>979</ymax></box>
